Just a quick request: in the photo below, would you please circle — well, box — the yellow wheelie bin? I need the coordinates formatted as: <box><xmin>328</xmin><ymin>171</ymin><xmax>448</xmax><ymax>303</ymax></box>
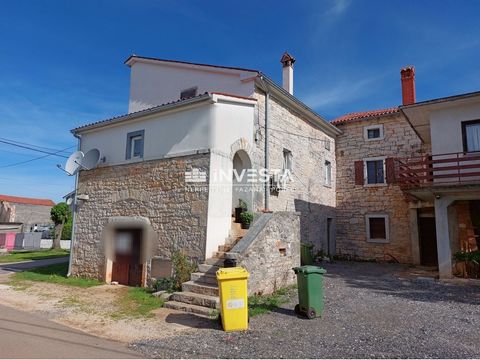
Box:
<box><xmin>216</xmin><ymin>267</ymin><xmax>249</xmax><ymax>332</ymax></box>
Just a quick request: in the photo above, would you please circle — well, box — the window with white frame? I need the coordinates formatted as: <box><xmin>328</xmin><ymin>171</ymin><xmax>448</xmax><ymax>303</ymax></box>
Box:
<box><xmin>364</xmin><ymin>157</ymin><xmax>385</xmax><ymax>184</ymax></box>
<box><xmin>126</xmin><ymin>130</ymin><xmax>144</xmax><ymax>160</ymax></box>
<box><xmin>324</xmin><ymin>160</ymin><xmax>332</xmax><ymax>186</ymax></box>
<box><xmin>462</xmin><ymin>120</ymin><xmax>480</xmax><ymax>152</ymax></box>
<box><xmin>364</xmin><ymin>124</ymin><xmax>384</xmax><ymax>141</ymax></box>
<box><xmin>324</xmin><ymin>139</ymin><xmax>331</xmax><ymax>151</ymax></box>
<box><xmin>365</xmin><ymin>214</ymin><xmax>389</xmax><ymax>243</ymax></box>
<box><xmin>283</xmin><ymin>149</ymin><xmax>293</xmax><ymax>172</ymax></box>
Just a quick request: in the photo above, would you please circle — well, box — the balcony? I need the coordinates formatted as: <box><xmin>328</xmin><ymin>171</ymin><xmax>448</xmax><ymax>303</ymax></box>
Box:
<box><xmin>393</xmin><ymin>151</ymin><xmax>480</xmax><ymax>188</ymax></box>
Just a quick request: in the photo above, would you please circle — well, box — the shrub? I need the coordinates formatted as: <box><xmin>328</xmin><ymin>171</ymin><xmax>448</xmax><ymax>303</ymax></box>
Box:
<box><xmin>152</xmin><ymin>277</ymin><xmax>174</xmax><ymax>292</ymax></box>
<box><xmin>240</xmin><ymin>211</ymin><xmax>254</xmax><ymax>225</ymax></box>
<box><xmin>171</xmin><ymin>250</ymin><xmax>197</xmax><ymax>291</ymax></box>
<box><xmin>237</xmin><ymin>199</ymin><xmax>247</xmax><ymax>210</ymax></box>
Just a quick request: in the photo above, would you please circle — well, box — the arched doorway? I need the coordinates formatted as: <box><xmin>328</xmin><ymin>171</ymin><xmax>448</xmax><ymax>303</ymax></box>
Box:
<box><xmin>232</xmin><ymin>150</ymin><xmax>253</xmax><ymax>214</ymax></box>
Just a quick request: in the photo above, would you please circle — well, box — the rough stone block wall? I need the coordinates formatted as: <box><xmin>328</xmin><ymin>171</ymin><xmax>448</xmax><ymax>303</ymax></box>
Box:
<box><xmin>335</xmin><ymin>113</ymin><xmax>427</xmax><ymax>263</ymax></box>
<box><xmin>237</xmin><ymin>212</ymin><xmax>301</xmax><ymax>295</ymax></box>
<box><xmin>71</xmin><ymin>153</ymin><xmax>210</xmax><ymax>280</ymax></box>
<box><xmin>253</xmin><ymin>90</ymin><xmax>336</xmax><ymax>252</ymax></box>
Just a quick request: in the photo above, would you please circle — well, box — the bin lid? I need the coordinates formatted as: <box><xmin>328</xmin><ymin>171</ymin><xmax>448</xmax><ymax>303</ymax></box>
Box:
<box><xmin>293</xmin><ymin>265</ymin><xmax>327</xmax><ymax>274</ymax></box>
<box><xmin>216</xmin><ymin>266</ymin><xmax>250</xmax><ymax>280</ymax></box>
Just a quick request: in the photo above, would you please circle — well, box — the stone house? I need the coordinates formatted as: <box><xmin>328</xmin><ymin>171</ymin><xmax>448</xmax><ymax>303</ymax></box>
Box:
<box><xmin>0</xmin><ymin>194</ymin><xmax>55</xmax><ymax>232</ymax></box>
<box><xmin>333</xmin><ymin>67</ymin><xmax>480</xmax><ymax>278</ymax></box>
<box><xmin>69</xmin><ymin>52</ymin><xmax>340</xmax><ymax>306</ymax></box>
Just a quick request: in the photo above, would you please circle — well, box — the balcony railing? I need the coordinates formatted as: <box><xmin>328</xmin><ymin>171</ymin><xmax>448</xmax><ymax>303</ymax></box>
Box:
<box><xmin>393</xmin><ymin>151</ymin><xmax>480</xmax><ymax>188</ymax></box>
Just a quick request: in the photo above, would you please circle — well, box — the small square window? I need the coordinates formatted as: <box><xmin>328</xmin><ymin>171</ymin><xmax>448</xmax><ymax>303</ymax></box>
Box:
<box><xmin>364</xmin><ymin>125</ymin><xmax>384</xmax><ymax>141</ymax></box>
<box><xmin>324</xmin><ymin>160</ymin><xmax>332</xmax><ymax>186</ymax></box>
<box><xmin>180</xmin><ymin>87</ymin><xmax>198</xmax><ymax>100</ymax></box>
<box><xmin>126</xmin><ymin>130</ymin><xmax>144</xmax><ymax>160</ymax></box>
<box><xmin>324</xmin><ymin>139</ymin><xmax>331</xmax><ymax>151</ymax></box>
<box><xmin>366</xmin><ymin>214</ymin><xmax>389</xmax><ymax>243</ymax></box>
<box><xmin>365</xmin><ymin>159</ymin><xmax>385</xmax><ymax>184</ymax></box>
<box><xmin>283</xmin><ymin>149</ymin><xmax>293</xmax><ymax>171</ymax></box>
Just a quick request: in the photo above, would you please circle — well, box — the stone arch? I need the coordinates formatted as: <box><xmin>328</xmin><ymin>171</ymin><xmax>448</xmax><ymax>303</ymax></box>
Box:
<box><xmin>230</xmin><ymin>138</ymin><xmax>254</xmax><ymax>162</ymax></box>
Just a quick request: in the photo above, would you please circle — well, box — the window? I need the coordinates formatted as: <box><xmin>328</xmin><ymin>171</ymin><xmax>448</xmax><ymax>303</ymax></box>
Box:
<box><xmin>462</xmin><ymin>120</ymin><xmax>480</xmax><ymax>152</ymax></box>
<box><xmin>324</xmin><ymin>160</ymin><xmax>332</xmax><ymax>186</ymax></box>
<box><xmin>365</xmin><ymin>158</ymin><xmax>385</xmax><ymax>184</ymax></box>
<box><xmin>324</xmin><ymin>139</ymin><xmax>331</xmax><ymax>151</ymax></box>
<box><xmin>283</xmin><ymin>149</ymin><xmax>293</xmax><ymax>172</ymax></box>
<box><xmin>364</xmin><ymin>125</ymin><xmax>384</xmax><ymax>141</ymax></box>
<box><xmin>366</xmin><ymin>214</ymin><xmax>389</xmax><ymax>243</ymax></box>
<box><xmin>180</xmin><ymin>87</ymin><xmax>197</xmax><ymax>100</ymax></box>
<box><xmin>126</xmin><ymin>130</ymin><xmax>144</xmax><ymax>160</ymax></box>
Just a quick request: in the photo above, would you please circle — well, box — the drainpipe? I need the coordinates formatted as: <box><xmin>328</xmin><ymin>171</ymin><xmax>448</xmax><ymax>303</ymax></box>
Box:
<box><xmin>67</xmin><ymin>133</ymin><xmax>81</xmax><ymax>277</ymax></box>
<box><xmin>258</xmin><ymin>75</ymin><xmax>270</xmax><ymax>211</ymax></box>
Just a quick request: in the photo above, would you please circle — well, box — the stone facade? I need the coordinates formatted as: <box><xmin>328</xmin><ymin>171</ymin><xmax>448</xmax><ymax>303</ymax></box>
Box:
<box><xmin>252</xmin><ymin>90</ymin><xmax>336</xmax><ymax>253</ymax></box>
<box><xmin>71</xmin><ymin>153</ymin><xmax>210</xmax><ymax>280</ymax></box>
<box><xmin>234</xmin><ymin>211</ymin><xmax>301</xmax><ymax>295</ymax></box>
<box><xmin>335</xmin><ymin>113</ymin><xmax>426</xmax><ymax>263</ymax></box>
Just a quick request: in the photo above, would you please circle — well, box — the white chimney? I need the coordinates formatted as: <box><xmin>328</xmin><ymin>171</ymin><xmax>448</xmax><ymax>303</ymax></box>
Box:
<box><xmin>280</xmin><ymin>52</ymin><xmax>295</xmax><ymax>95</ymax></box>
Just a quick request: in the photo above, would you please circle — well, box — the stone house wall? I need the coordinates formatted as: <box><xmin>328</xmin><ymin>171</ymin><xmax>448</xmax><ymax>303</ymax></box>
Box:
<box><xmin>252</xmin><ymin>89</ymin><xmax>336</xmax><ymax>253</ymax></box>
<box><xmin>71</xmin><ymin>153</ymin><xmax>210</xmax><ymax>280</ymax></box>
<box><xmin>234</xmin><ymin>211</ymin><xmax>301</xmax><ymax>295</ymax></box>
<box><xmin>7</xmin><ymin>203</ymin><xmax>53</xmax><ymax>232</ymax></box>
<box><xmin>335</xmin><ymin>113</ymin><xmax>426</xmax><ymax>263</ymax></box>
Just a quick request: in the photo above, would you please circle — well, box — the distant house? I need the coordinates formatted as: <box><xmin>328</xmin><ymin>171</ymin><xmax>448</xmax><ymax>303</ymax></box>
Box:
<box><xmin>0</xmin><ymin>194</ymin><xmax>55</xmax><ymax>232</ymax></box>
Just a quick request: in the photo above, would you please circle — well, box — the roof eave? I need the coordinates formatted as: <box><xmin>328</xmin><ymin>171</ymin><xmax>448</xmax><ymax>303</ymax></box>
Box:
<box><xmin>255</xmin><ymin>74</ymin><xmax>342</xmax><ymax>137</ymax></box>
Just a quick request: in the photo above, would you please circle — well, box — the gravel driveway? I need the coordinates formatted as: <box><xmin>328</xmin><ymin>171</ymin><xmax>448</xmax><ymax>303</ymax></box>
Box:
<box><xmin>131</xmin><ymin>261</ymin><xmax>480</xmax><ymax>359</ymax></box>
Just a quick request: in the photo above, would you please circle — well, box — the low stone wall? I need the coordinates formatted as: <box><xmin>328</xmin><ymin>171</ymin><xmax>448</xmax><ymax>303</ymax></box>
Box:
<box><xmin>232</xmin><ymin>211</ymin><xmax>301</xmax><ymax>295</ymax></box>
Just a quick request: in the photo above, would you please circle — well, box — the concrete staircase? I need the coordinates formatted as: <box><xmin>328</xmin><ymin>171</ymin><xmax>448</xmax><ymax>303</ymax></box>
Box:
<box><xmin>164</xmin><ymin>218</ymin><xmax>247</xmax><ymax>318</ymax></box>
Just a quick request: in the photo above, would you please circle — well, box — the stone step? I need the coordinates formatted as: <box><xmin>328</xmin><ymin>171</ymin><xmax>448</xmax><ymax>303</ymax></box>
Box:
<box><xmin>198</xmin><ymin>264</ymin><xmax>220</xmax><ymax>274</ymax></box>
<box><xmin>218</xmin><ymin>244</ymin><xmax>233</xmax><ymax>252</ymax></box>
<box><xmin>213</xmin><ymin>251</ymin><xmax>227</xmax><ymax>259</ymax></box>
<box><xmin>205</xmin><ymin>258</ymin><xmax>225</xmax><ymax>266</ymax></box>
<box><xmin>164</xmin><ymin>301</ymin><xmax>218</xmax><ymax>318</ymax></box>
<box><xmin>182</xmin><ymin>281</ymin><xmax>219</xmax><ymax>297</ymax></box>
<box><xmin>170</xmin><ymin>291</ymin><xmax>219</xmax><ymax>309</ymax></box>
<box><xmin>190</xmin><ymin>272</ymin><xmax>218</xmax><ymax>285</ymax></box>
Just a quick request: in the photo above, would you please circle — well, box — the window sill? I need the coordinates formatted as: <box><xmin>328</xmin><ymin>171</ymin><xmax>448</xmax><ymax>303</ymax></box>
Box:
<box><xmin>363</xmin><ymin>183</ymin><xmax>387</xmax><ymax>187</ymax></box>
<box><xmin>367</xmin><ymin>238</ymin><xmax>390</xmax><ymax>244</ymax></box>
<box><xmin>364</xmin><ymin>137</ymin><xmax>385</xmax><ymax>142</ymax></box>
<box><xmin>323</xmin><ymin>184</ymin><xmax>332</xmax><ymax>188</ymax></box>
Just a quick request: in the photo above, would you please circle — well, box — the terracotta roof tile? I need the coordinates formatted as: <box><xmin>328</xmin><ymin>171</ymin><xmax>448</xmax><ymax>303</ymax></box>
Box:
<box><xmin>0</xmin><ymin>194</ymin><xmax>55</xmax><ymax>207</ymax></box>
<box><xmin>331</xmin><ymin>107</ymin><xmax>400</xmax><ymax>125</ymax></box>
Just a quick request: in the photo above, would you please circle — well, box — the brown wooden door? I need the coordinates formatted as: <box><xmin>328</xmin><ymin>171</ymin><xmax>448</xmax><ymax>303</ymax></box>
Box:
<box><xmin>418</xmin><ymin>217</ymin><xmax>438</xmax><ymax>267</ymax></box>
<box><xmin>112</xmin><ymin>229</ymin><xmax>142</xmax><ymax>286</ymax></box>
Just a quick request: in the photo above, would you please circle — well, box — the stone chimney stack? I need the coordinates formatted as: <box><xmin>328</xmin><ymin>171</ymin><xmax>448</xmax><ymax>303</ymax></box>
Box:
<box><xmin>400</xmin><ymin>66</ymin><xmax>416</xmax><ymax>105</ymax></box>
<box><xmin>280</xmin><ymin>52</ymin><xmax>296</xmax><ymax>95</ymax></box>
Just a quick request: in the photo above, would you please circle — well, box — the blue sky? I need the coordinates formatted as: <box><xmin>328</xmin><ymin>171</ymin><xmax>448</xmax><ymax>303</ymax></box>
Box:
<box><xmin>1</xmin><ymin>0</ymin><xmax>480</xmax><ymax>202</ymax></box>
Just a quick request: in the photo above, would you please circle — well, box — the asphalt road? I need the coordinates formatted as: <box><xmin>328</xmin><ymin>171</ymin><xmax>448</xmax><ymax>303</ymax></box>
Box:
<box><xmin>0</xmin><ymin>304</ymin><xmax>140</xmax><ymax>359</ymax></box>
<box><xmin>0</xmin><ymin>257</ymin><xmax>69</xmax><ymax>275</ymax></box>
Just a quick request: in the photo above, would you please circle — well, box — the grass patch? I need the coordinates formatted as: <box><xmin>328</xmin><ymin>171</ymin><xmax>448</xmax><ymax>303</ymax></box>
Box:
<box><xmin>113</xmin><ymin>287</ymin><xmax>164</xmax><ymax>319</ymax></box>
<box><xmin>12</xmin><ymin>263</ymin><xmax>102</xmax><ymax>288</ymax></box>
<box><xmin>0</xmin><ymin>249</ymin><xmax>69</xmax><ymax>264</ymax></box>
<box><xmin>248</xmin><ymin>285</ymin><xmax>296</xmax><ymax>317</ymax></box>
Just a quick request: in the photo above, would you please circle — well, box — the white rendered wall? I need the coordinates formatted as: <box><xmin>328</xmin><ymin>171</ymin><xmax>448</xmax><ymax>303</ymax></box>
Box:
<box><xmin>128</xmin><ymin>61</ymin><xmax>256</xmax><ymax>113</ymax></box>
<box><xmin>430</xmin><ymin>102</ymin><xmax>480</xmax><ymax>155</ymax></box>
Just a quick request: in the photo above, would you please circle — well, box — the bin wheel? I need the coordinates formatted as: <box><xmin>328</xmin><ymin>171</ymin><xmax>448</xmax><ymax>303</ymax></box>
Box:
<box><xmin>307</xmin><ymin>307</ymin><xmax>316</xmax><ymax>319</ymax></box>
<box><xmin>294</xmin><ymin>304</ymin><xmax>300</xmax><ymax>315</ymax></box>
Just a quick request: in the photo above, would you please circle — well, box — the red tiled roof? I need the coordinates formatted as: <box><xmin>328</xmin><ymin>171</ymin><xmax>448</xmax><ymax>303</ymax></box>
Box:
<box><xmin>331</xmin><ymin>107</ymin><xmax>400</xmax><ymax>125</ymax></box>
<box><xmin>0</xmin><ymin>194</ymin><xmax>55</xmax><ymax>207</ymax></box>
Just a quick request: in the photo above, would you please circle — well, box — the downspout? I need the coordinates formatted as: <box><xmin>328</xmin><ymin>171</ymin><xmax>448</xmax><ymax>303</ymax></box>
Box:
<box><xmin>67</xmin><ymin>133</ymin><xmax>81</xmax><ymax>277</ymax></box>
<box><xmin>258</xmin><ymin>75</ymin><xmax>270</xmax><ymax>211</ymax></box>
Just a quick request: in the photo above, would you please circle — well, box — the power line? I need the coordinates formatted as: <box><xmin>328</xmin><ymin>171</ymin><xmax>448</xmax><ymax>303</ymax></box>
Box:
<box><xmin>0</xmin><ymin>145</ymin><xmax>75</xmax><ymax>168</ymax></box>
<box><xmin>0</xmin><ymin>139</ymin><xmax>70</xmax><ymax>158</ymax></box>
<box><xmin>0</xmin><ymin>137</ymin><xmax>71</xmax><ymax>155</ymax></box>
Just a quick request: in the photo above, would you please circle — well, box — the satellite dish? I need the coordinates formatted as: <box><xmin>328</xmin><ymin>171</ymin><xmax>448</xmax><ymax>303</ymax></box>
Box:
<box><xmin>82</xmin><ymin>149</ymin><xmax>101</xmax><ymax>170</ymax></box>
<box><xmin>66</xmin><ymin>197</ymin><xmax>73</xmax><ymax>206</ymax></box>
<box><xmin>65</xmin><ymin>151</ymin><xmax>84</xmax><ymax>176</ymax></box>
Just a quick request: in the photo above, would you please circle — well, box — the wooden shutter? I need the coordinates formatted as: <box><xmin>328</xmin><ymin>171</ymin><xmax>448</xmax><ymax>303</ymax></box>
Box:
<box><xmin>354</xmin><ymin>160</ymin><xmax>364</xmax><ymax>185</ymax></box>
<box><xmin>385</xmin><ymin>158</ymin><xmax>395</xmax><ymax>184</ymax></box>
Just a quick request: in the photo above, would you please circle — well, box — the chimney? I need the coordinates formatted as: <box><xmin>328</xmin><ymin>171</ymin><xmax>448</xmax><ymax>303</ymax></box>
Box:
<box><xmin>280</xmin><ymin>52</ymin><xmax>295</xmax><ymax>95</ymax></box>
<box><xmin>400</xmin><ymin>66</ymin><xmax>416</xmax><ymax>105</ymax></box>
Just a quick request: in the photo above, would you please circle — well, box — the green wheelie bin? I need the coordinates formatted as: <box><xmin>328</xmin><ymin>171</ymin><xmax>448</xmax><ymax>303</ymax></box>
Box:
<box><xmin>293</xmin><ymin>265</ymin><xmax>326</xmax><ymax>319</ymax></box>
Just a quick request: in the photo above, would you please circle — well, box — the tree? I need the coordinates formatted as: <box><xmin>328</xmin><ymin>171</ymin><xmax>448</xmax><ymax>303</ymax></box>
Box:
<box><xmin>50</xmin><ymin>202</ymin><xmax>71</xmax><ymax>249</ymax></box>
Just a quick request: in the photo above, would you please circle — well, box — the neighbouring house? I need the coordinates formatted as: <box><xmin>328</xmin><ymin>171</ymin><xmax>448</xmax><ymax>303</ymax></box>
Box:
<box><xmin>334</xmin><ymin>66</ymin><xmax>480</xmax><ymax>278</ymax></box>
<box><xmin>70</xmin><ymin>52</ymin><xmax>340</xmax><ymax>306</ymax></box>
<box><xmin>0</xmin><ymin>194</ymin><xmax>55</xmax><ymax>233</ymax></box>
